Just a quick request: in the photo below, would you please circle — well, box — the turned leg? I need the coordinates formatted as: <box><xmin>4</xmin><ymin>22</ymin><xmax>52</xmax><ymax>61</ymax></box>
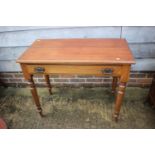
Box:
<box><xmin>44</xmin><ymin>74</ymin><xmax>52</xmax><ymax>95</ymax></box>
<box><xmin>112</xmin><ymin>77</ymin><xmax>118</xmax><ymax>94</ymax></box>
<box><xmin>28</xmin><ymin>75</ymin><xmax>43</xmax><ymax>117</ymax></box>
<box><xmin>113</xmin><ymin>82</ymin><xmax>126</xmax><ymax>122</ymax></box>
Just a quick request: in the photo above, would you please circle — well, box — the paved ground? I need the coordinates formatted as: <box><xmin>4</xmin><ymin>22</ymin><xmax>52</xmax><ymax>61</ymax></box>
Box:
<box><xmin>0</xmin><ymin>86</ymin><xmax>155</xmax><ymax>129</ymax></box>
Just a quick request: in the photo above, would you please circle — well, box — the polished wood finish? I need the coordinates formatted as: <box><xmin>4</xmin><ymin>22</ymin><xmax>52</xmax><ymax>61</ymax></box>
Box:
<box><xmin>17</xmin><ymin>39</ymin><xmax>135</xmax><ymax>64</ymax></box>
<box><xmin>17</xmin><ymin>39</ymin><xmax>135</xmax><ymax>121</ymax></box>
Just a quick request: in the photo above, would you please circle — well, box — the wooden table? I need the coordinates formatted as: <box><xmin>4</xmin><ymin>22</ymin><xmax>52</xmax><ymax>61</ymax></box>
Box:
<box><xmin>17</xmin><ymin>38</ymin><xmax>135</xmax><ymax>121</ymax></box>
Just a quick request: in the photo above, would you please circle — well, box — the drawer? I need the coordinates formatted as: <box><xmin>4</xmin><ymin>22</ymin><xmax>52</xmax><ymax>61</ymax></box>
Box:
<box><xmin>26</xmin><ymin>64</ymin><xmax>123</xmax><ymax>76</ymax></box>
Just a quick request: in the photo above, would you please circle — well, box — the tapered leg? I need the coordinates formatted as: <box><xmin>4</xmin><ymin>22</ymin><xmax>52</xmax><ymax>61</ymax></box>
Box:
<box><xmin>112</xmin><ymin>77</ymin><xmax>118</xmax><ymax>94</ymax></box>
<box><xmin>113</xmin><ymin>82</ymin><xmax>126</xmax><ymax>122</ymax></box>
<box><xmin>44</xmin><ymin>74</ymin><xmax>52</xmax><ymax>95</ymax></box>
<box><xmin>28</xmin><ymin>75</ymin><xmax>43</xmax><ymax>117</ymax></box>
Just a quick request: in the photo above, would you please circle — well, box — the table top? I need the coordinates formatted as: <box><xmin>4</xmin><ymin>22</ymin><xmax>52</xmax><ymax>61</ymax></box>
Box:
<box><xmin>17</xmin><ymin>39</ymin><xmax>135</xmax><ymax>64</ymax></box>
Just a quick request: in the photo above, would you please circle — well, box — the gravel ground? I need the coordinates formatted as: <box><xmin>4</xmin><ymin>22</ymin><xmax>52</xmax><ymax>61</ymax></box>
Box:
<box><xmin>0</xmin><ymin>86</ymin><xmax>155</xmax><ymax>129</ymax></box>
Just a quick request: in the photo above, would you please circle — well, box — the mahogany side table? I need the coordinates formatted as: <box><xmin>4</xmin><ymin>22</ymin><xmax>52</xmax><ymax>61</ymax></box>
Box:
<box><xmin>17</xmin><ymin>38</ymin><xmax>135</xmax><ymax>121</ymax></box>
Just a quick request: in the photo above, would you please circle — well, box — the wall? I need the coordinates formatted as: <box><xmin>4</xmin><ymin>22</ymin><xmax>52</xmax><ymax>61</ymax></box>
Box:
<box><xmin>0</xmin><ymin>26</ymin><xmax>155</xmax><ymax>87</ymax></box>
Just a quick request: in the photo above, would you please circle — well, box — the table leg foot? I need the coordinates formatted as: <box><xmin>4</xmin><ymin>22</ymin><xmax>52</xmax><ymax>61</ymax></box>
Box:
<box><xmin>37</xmin><ymin>109</ymin><xmax>45</xmax><ymax>117</ymax></box>
<box><xmin>112</xmin><ymin>113</ymin><xmax>119</xmax><ymax>122</ymax></box>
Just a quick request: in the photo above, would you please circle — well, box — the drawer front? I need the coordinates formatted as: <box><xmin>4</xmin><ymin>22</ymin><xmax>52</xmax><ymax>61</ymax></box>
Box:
<box><xmin>26</xmin><ymin>65</ymin><xmax>122</xmax><ymax>76</ymax></box>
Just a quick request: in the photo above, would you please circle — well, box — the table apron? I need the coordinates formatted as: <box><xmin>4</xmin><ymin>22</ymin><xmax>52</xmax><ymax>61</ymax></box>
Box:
<box><xmin>25</xmin><ymin>64</ymin><xmax>124</xmax><ymax>76</ymax></box>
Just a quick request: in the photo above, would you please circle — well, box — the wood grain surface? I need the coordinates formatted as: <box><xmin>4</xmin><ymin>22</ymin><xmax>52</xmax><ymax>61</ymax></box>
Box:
<box><xmin>17</xmin><ymin>39</ymin><xmax>135</xmax><ymax>64</ymax></box>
